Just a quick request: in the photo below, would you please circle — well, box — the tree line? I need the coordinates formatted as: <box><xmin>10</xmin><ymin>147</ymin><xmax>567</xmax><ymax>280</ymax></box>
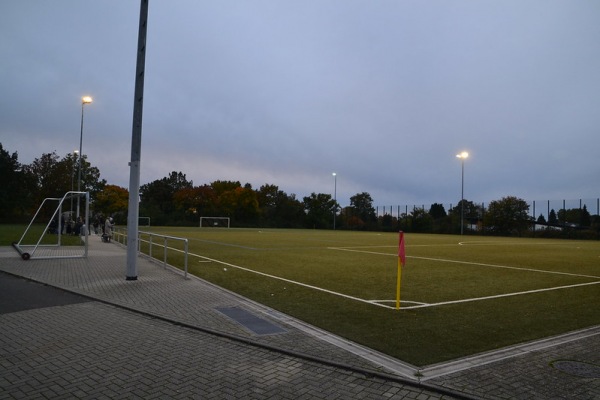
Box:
<box><xmin>1</xmin><ymin>143</ymin><xmax>598</xmax><ymax>238</ymax></box>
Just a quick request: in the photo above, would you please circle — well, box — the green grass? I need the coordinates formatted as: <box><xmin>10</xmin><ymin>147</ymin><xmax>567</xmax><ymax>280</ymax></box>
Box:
<box><xmin>2</xmin><ymin>225</ymin><xmax>599</xmax><ymax>366</ymax></box>
<box><xmin>0</xmin><ymin>224</ymin><xmax>84</xmax><ymax>247</ymax></box>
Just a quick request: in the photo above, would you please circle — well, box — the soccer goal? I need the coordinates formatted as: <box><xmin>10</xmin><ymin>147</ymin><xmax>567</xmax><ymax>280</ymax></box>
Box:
<box><xmin>12</xmin><ymin>191</ymin><xmax>90</xmax><ymax>260</ymax></box>
<box><xmin>199</xmin><ymin>216</ymin><xmax>230</xmax><ymax>228</ymax></box>
<box><xmin>139</xmin><ymin>216</ymin><xmax>151</xmax><ymax>227</ymax></box>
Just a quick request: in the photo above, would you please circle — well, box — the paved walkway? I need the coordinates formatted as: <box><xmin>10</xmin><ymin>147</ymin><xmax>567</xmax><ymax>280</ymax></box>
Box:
<box><xmin>1</xmin><ymin>235</ymin><xmax>599</xmax><ymax>399</ymax></box>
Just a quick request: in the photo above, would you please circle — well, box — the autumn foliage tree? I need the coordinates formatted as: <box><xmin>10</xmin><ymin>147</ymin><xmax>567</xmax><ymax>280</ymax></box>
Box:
<box><xmin>94</xmin><ymin>185</ymin><xmax>129</xmax><ymax>220</ymax></box>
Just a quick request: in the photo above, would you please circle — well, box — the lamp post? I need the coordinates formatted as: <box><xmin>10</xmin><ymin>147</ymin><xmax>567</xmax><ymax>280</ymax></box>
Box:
<box><xmin>71</xmin><ymin>149</ymin><xmax>78</xmax><ymax>216</ymax></box>
<box><xmin>76</xmin><ymin>96</ymin><xmax>92</xmax><ymax>218</ymax></box>
<box><xmin>456</xmin><ymin>151</ymin><xmax>469</xmax><ymax>235</ymax></box>
<box><xmin>332</xmin><ymin>172</ymin><xmax>337</xmax><ymax>230</ymax></box>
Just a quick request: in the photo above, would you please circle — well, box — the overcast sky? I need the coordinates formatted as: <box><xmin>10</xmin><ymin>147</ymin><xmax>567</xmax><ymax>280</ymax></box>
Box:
<box><xmin>1</xmin><ymin>1</ymin><xmax>599</xmax><ymax>209</ymax></box>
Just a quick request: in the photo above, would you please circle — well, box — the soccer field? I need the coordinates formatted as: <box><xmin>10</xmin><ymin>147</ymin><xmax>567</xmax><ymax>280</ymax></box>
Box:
<box><xmin>142</xmin><ymin>228</ymin><xmax>600</xmax><ymax>366</ymax></box>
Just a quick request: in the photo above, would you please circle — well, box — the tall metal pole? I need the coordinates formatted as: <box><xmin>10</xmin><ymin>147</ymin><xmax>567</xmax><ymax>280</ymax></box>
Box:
<box><xmin>456</xmin><ymin>151</ymin><xmax>468</xmax><ymax>235</ymax></box>
<box><xmin>76</xmin><ymin>103</ymin><xmax>84</xmax><ymax>218</ymax></box>
<box><xmin>460</xmin><ymin>158</ymin><xmax>464</xmax><ymax>235</ymax></box>
<box><xmin>71</xmin><ymin>150</ymin><xmax>77</xmax><ymax>216</ymax></box>
<box><xmin>332</xmin><ymin>172</ymin><xmax>337</xmax><ymax>230</ymax></box>
<box><xmin>126</xmin><ymin>0</ymin><xmax>149</xmax><ymax>280</ymax></box>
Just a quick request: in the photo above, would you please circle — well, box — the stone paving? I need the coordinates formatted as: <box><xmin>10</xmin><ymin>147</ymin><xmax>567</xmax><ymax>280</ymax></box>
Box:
<box><xmin>1</xmin><ymin>235</ymin><xmax>599</xmax><ymax>399</ymax></box>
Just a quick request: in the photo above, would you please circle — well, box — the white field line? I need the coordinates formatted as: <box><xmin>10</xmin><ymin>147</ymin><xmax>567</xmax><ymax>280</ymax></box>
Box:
<box><xmin>328</xmin><ymin>247</ymin><xmax>600</xmax><ymax>280</ymax></box>
<box><xmin>458</xmin><ymin>240</ymin><xmax>582</xmax><ymax>246</ymax></box>
<box><xmin>399</xmin><ymin>281</ymin><xmax>600</xmax><ymax>310</ymax></box>
<box><xmin>185</xmin><ymin>251</ymin><xmax>394</xmax><ymax>310</ymax></box>
<box><xmin>162</xmin><ymin>244</ymin><xmax>599</xmax><ymax>311</ymax></box>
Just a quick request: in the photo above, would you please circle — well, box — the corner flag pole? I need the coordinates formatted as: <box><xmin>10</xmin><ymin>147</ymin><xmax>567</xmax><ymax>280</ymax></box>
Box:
<box><xmin>396</xmin><ymin>231</ymin><xmax>405</xmax><ymax>310</ymax></box>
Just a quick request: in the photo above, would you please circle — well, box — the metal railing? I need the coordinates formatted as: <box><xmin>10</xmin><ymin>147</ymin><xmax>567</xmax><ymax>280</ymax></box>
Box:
<box><xmin>113</xmin><ymin>228</ymin><xmax>189</xmax><ymax>278</ymax></box>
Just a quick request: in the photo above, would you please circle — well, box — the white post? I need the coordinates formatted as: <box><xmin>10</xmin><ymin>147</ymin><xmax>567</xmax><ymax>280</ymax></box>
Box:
<box><xmin>126</xmin><ymin>0</ymin><xmax>149</xmax><ymax>280</ymax></box>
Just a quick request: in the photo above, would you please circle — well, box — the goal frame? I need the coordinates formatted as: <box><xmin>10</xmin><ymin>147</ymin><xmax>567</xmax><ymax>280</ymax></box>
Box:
<box><xmin>138</xmin><ymin>216</ymin><xmax>151</xmax><ymax>227</ymax></box>
<box><xmin>12</xmin><ymin>191</ymin><xmax>90</xmax><ymax>260</ymax></box>
<box><xmin>199</xmin><ymin>216</ymin><xmax>230</xmax><ymax>228</ymax></box>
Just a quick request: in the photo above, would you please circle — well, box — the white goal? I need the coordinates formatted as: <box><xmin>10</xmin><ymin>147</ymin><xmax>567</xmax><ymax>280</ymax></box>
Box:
<box><xmin>13</xmin><ymin>191</ymin><xmax>90</xmax><ymax>260</ymax></box>
<box><xmin>199</xmin><ymin>216</ymin><xmax>230</xmax><ymax>228</ymax></box>
<box><xmin>138</xmin><ymin>216</ymin><xmax>151</xmax><ymax>227</ymax></box>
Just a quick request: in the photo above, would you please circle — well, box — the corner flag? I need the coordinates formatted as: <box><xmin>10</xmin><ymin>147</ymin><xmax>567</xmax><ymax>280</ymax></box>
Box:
<box><xmin>396</xmin><ymin>231</ymin><xmax>405</xmax><ymax>310</ymax></box>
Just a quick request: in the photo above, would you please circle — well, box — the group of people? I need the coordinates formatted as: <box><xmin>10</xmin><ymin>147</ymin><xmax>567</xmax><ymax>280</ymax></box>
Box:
<box><xmin>47</xmin><ymin>213</ymin><xmax>114</xmax><ymax>240</ymax></box>
<box><xmin>48</xmin><ymin>214</ymin><xmax>87</xmax><ymax>236</ymax></box>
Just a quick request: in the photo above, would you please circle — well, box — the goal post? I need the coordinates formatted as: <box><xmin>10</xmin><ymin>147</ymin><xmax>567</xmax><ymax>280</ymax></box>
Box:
<box><xmin>138</xmin><ymin>217</ymin><xmax>151</xmax><ymax>227</ymax></box>
<box><xmin>199</xmin><ymin>216</ymin><xmax>230</xmax><ymax>228</ymax></box>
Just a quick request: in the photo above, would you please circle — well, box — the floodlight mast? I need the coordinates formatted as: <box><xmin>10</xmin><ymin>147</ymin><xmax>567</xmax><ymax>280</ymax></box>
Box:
<box><xmin>126</xmin><ymin>0</ymin><xmax>149</xmax><ymax>281</ymax></box>
<box><xmin>76</xmin><ymin>96</ymin><xmax>92</xmax><ymax>218</ymax></box>
<box><xmin>456</xmin><ymin>151</ymin><xmax>469</xmax><ymax>235</ymax></box>
<box><xmin>332</xmin><ymin>172</ymin><xmax>337</xmax><ymax>230</ymax></box>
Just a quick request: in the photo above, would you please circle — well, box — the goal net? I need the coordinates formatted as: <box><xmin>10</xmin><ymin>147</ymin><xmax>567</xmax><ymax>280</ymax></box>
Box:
<box><xmin>199</xmin><ymin>216</ymin><xmax>230</xmax><ymax>228</ymax></box>
<box><xmin>12</xmin><ymin>191</ymin><xmax>90</xmax><ymax>260</ymax></box>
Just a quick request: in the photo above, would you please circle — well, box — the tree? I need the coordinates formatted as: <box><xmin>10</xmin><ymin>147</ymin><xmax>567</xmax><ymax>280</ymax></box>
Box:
<box><xmin>22</xmin><ymin>151</ymin><xmax>105</xmax><ymax>216</ymax></box>
<box><xmin>77</xmin><ymin>154</ymin><xmax>106</xmax><ymax>201</ymax></box>
<box><xmin>581</xmin><ymin>205</ymin><xmax>592</xmax><ymax>227</ymax></box>
<box><xmin>428</xmin><ymin>203</ymin><xmax>447</xmax><ymax>220</ymax></box>
<box><xmin>140</xmin><ymin>171</ymin><xmax>193</xmax><ymax>224</ymax></box>
<box><xmin>173</xmin><ymin>185</ymin><xmax>217</xmax><ymax>223</ymax></box>
<box><xmin>303</xmin><ymin>192</ymin><xmax>335</xmax><ymax>229</ymax></box>
<box><xmin>0</xmin><ymin>143</ymin><xmax>34</xmax><ymax>220</ymax></box>
<box><xmin>349</xmin><ymin>192</ymin><xmax>376</xmax><ymax>229</ymax></box>
<box><xmin>558</xmin><ymin>206</ymin><xmax>592</xmax><ymax>227</ymax></box>
<box><xmin>229</xmin><ymin>185</ymin><xmax>260</xmax><ymax>225</ymax></box>
<box><xmin>23</xmin><ymin>152</ymin><xmax>64</xmax><ymax>204</ymax></box>
<box><xmin>209</xmin><ymin>180</ymin><xmax>238</xmax><ymax>217</ymax></box>
<box><xmin>94</xmin><ymin>185</ymin><xmax>129</xmax><ymax>219</ymax></box>
<box><xmin>483</xmin><ymin>196</ymin><xmax>531</xmax><ymax>235</ymax></box>
<box><xmin>410</xmin><ymin>207</ymin><xmax>433</xmax><ymax>232</ymax></box>
<box><xmin>257</xmin><ymin>184</ymin><xmax>305</xmax><ymax>228</ymax></box>
<box><xmin>548</xmin><ymin>209</ymin><xmax>558</xmax><ymax>226</ymax></box>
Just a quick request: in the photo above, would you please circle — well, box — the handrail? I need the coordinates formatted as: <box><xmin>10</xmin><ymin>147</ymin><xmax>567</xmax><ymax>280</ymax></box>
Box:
<box><xmin>113</xmin><ymin>228</ymin><xmax>189</xmax><ymax>278</ymax></box>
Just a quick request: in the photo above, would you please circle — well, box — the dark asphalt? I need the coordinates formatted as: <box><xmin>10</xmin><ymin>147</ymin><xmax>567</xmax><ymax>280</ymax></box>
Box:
<box><xmin>0</xmin><ymin>271</ymin><xmax>91</xmax><ymax>315</ymax></box>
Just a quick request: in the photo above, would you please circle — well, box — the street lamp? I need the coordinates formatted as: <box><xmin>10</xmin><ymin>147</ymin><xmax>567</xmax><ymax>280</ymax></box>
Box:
<box><xmin>76</xmin><ymin>96</ymin><xmax>93</xmax><ymax>218</ymax></box>
<box><xmin>332</xmin><ymin>172</ymin><xmax>337</xmax><ymax>230</ymax></box>
<box><xmin>456</xmin><ymin>151</ymin><xmax>469</xmax><ymax>235</ymax></box>
<box><xmin>71</xmin><ymin>149</ymin><xmax>79</xmax><ymax>216</ymax></box>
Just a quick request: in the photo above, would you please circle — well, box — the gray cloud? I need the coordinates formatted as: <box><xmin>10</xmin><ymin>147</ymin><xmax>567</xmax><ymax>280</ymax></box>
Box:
<box><xmin>1</xmin><ymin>0</ymin><xmax>599</xmax><ymax>208</ymax></box>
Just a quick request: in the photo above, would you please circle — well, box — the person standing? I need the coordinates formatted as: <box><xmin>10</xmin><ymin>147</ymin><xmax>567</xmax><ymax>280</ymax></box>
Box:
<box><xmin>104</xmin><ymin>217</ymin><xmax>113</xmax><ymax>242</ymax></box>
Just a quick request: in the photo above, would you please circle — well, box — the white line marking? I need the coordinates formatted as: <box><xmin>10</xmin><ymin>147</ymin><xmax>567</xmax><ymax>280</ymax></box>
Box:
<box><xmin>369</xmin><ymin>300</ymin><xmax>427</xmax><ymax>306</ymax></box>
<box><xmin>187</xmin><ymin>251</ymin><xmax>393</xmax><ymax>310</ymax></box>
<box><xmin>328</xmin><ymin>247</ymin><xmax>600</xmax><ymax>279</ymax></box>
<box><xmin>164</xmin><ymin>245</ymin><xmax>600</xmax><ymax>311</ymax></box>
<box><xmin>400</xmin><ymin>281</ymin><xmax>600</xmax><ymax>309</ymax></box>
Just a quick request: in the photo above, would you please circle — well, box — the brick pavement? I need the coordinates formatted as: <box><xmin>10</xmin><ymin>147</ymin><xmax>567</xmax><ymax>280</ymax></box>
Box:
<box><xmin>1</xmin><ymin>235</ymin><xmax>599</xmax><ymax>399</ymax></box>
<box><xmin>1</xmin><ymin>302</ymin><xmax>447</xmax><ymax>399</ymax></box>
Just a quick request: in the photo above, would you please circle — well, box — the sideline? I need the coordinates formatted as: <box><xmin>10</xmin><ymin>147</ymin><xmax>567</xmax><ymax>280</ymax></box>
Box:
<box><xmin>329</xmin><ymin>246</ymin><xmax>600</xmax><ymax>279</ymax></box>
